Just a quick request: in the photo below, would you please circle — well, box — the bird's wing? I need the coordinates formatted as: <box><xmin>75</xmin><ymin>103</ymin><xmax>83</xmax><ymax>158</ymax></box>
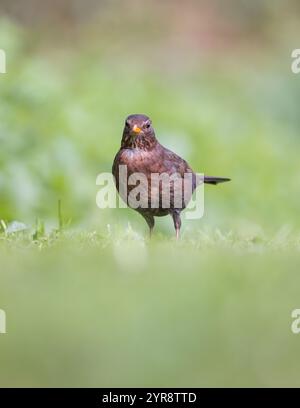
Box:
<box><xmin>160</xmin><ymin>147</ymin><xmax>193</xmax><ymax>176</ymax></box>
<box><xmin>160</xmin><ymin>147</ymin><xmax>230</xmax><ymax>186</ymax></box>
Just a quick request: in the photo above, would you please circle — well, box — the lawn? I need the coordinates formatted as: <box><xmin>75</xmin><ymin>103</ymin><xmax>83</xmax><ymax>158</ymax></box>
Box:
<box><xmin>0</xmin><ymin>225</ymin><xmax>300</xmax><ymax>387</ymax></box>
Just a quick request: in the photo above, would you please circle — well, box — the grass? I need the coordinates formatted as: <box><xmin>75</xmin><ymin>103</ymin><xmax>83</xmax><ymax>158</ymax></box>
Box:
<box><xmin>0</xmin><ymin>224</ymin><xmax>300</xmax><ymax>387</ymax></box>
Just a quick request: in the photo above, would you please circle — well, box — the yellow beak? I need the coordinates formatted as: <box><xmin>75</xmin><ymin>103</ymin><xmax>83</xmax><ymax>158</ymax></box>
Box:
<box><xmin>132</xmin><ymin>125</ymin><xmax>141</xmax><ymax>134</ymax></box>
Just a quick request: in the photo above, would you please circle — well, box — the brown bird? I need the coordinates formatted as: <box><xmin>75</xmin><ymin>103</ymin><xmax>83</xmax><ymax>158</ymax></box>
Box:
<box><xmin>112</xmin><ymin>114</ymin><xmax>230</xmax><ymax>238</ymax></box>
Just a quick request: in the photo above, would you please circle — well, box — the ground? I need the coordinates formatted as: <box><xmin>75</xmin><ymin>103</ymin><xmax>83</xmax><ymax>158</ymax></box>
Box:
<box><xmin>0</xmin><ymin>225</ymin><xmax>300</xmax><ymax>387</ymax></box>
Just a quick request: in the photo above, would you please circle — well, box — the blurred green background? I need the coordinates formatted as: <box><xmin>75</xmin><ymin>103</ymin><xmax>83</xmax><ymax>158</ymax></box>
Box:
<box><xmin>1</xmin><ymin>0</ymin><xmax>300</xmax><ymax>387</ymax></box>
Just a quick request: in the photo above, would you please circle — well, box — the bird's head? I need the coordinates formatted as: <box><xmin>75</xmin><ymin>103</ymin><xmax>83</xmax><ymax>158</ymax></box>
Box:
<box><xmin>121</xmin><ymin>114</ymin><xmax>157</xmax><ymax>149</ymax></box>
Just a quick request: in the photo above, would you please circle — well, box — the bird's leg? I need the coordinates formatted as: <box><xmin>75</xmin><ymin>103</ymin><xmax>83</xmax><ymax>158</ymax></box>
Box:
<box><xmin>142</xmin><ymin>214</ymin><xmax>155</xmax><ymax>238</ymax></box>
<box><xmin>149</xmin><ymin>227</ymin><xmax>153</xmax><ymax>239</ymax></box>
<box><xmin>171</xmin><ymin>211</ymin><xmax>181</xmax><ymax>240</ymax></box>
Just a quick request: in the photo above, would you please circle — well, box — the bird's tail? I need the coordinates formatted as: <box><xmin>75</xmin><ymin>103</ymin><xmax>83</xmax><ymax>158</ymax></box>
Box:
<box><xmin>204</xmin><ymin>176</ymin><xmax>231</xmax><ymax>185</ymax></box>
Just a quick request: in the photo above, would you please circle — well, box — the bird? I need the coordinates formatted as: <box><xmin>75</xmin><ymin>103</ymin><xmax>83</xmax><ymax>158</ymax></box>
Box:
<box><xmin>112</xmin><ymin>114</ymin><xmax>230</xmax><ymax>239</ymax></box>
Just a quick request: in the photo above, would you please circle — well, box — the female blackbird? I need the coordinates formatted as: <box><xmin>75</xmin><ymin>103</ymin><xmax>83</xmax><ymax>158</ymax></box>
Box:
<box><xmin>112</xmin><ymin>114</ymin><xmax>230</xmax><ymax>238</ymax></box>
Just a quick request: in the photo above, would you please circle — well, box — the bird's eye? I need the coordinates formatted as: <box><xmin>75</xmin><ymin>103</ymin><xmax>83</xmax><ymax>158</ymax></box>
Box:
<box><xmin>145</xmin><ymin>122</ymin><xmax>151</xmax><ymax>129</ymax></box>
<box><xmin>125</xmin><ymin>120</ymin><xmax>130</xmax><ymax>128</ymax></box>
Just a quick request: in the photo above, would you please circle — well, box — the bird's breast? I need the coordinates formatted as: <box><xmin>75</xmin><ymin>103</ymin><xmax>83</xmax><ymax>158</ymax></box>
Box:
<box><xmin>120</xmin><ymin>148</ymin><xmax>154</xmax><ymax>173</ymax></box>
